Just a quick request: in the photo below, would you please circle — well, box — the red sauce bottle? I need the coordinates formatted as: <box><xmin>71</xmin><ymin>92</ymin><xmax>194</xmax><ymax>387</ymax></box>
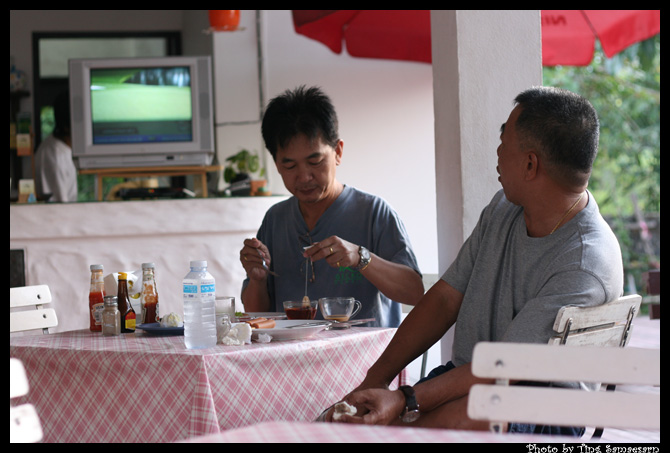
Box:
<box><xmin>117</xmin><ymin>272</ymin><xmax>136</xmax><ymax>333</ymax></box>
<box><xmin>89</xmin><ymin>264</ymin><xmax>105</xmax><ymax>332</ymax></box>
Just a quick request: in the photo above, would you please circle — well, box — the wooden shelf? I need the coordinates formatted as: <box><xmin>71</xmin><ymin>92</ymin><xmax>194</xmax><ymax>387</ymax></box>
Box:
<box><xmin>78</xmin><ymin>164</ymin><xmax>223</xmax><ymax>200</ymax></box>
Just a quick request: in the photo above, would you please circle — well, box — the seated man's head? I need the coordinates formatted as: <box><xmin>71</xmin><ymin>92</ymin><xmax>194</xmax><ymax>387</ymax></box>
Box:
<box><xmin>513</xmin><ymin>86</ymin><xmax>599</xmax><ymax>189</ymax></box>
<box><xmin>262</xmin><ymin>86</ymin><xmax>343</xmax><ymax>205</ymax></box>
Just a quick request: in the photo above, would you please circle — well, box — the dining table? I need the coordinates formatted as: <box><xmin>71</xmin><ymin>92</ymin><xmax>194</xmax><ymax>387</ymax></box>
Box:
<box><xmin>180</xmin><ymin>420</ymin><xmax>586</xmax><ymax>443</ymax></box>
<box><xmin>9</xmin><ymin>323</ymin><xmax>402</xmax><ymax>443</ymax></box>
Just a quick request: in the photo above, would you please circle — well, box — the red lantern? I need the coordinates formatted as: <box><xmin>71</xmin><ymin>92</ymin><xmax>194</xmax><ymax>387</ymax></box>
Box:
<box><xmin>208</xmin><ymin>10</ymin><xmax>240</xmax><ymax>31</ymax></box>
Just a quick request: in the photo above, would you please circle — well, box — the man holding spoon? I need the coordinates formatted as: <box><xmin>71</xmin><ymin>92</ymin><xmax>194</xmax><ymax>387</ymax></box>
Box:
<box><xmin>239</xmin><ymin>86</ymin><xmax>423</xmax><ymax>327</ymax></box>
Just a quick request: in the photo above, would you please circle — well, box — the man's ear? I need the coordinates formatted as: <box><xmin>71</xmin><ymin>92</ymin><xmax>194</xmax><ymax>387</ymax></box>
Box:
<box><xmin>525</xmin><ymin>152</ymin><xmax>539</xmax><ymax>180</ymax></box>
<box><xmin>334</xmin><ymin>139</ymin><xmax>344</xmax><ymax>165</ymax></box>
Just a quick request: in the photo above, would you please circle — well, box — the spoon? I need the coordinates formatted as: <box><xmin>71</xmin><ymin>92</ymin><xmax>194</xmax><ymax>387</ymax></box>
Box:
<box><xmin>302</xmin><ymin>256</ymin><xmax>310</xmax><ymax>307</ymax></box>
<box><xmin>256</xmin><ymin>249</ymin><xmax>279</xmax><ymax>277</ymax></box>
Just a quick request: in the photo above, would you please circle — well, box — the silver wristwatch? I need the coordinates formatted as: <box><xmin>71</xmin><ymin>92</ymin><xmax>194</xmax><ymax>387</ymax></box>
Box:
<box><xmin>354</xmin><ymin>246</ymin><xmax>371</xmax><ymax>271</ymax></box>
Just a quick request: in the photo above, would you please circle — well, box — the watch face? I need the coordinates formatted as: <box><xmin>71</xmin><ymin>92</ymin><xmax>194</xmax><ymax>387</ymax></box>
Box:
<box><xmin>402</xmin><ymin>410</ymin><xmax>420</xmax><ymax>423</ymax></box>
<box><xmin>360</xmin><ymin>247</ymin><xmax>370</xmax><ymax>260</ymax></box>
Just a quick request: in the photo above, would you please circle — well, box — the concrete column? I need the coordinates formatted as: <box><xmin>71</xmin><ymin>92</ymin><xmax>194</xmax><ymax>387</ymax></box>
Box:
<box><xmin>430</xmin><ymin>10</ymin><xmax>542</xmax><ymax>362</ymax></box>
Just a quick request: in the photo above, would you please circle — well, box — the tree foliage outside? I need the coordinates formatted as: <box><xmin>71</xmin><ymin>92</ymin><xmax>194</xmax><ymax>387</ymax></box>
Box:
<box><xmin>543</xmin><ymin>35</ymin><xmax>660</xmax><ymax>294</ymax></box>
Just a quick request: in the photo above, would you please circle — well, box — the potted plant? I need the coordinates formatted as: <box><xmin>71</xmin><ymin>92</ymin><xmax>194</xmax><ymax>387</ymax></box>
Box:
<box><xmin>223</xmin><ymin>149</ymin><xmax>269</xmax><ymax>196</ymax></box>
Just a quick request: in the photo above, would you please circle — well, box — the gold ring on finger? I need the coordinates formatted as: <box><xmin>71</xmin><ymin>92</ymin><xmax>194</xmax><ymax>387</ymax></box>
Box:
<box><xmin>329</xmin><ymin>247</ymin><xmax>334</xmax><ymax>255</ymax></box>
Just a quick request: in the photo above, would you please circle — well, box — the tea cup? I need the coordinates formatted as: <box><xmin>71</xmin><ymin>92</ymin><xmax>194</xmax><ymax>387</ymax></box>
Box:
<box><xmin>283</xmin><ymin>300</ymin><xmax>317</xmax><ymax>320</ymax></box>
<box><xmin>318</xmin><ymin>297</ymin><xmax>362</xmax><ymax>322</ymax></box>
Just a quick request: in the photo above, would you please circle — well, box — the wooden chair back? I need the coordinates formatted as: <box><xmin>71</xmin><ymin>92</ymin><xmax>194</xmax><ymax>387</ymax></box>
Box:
<box><xmin>550</xmin><ymin>294</ymin><xmax>641</xmax><ymax>347</ymax></box>
<box><xmin>10</xmin><ymin>285</ymin><xmax>58</xmax><ymax>334</ymax></box>
<box><xmin>468</xmin><ymin>342</ymin><xmax>660</xmax><ymax>433</ymax></box>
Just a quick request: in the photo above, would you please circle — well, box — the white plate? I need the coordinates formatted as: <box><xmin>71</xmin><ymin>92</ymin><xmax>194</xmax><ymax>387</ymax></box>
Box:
<box><xmin>252</xmin><ymin>319</ymin><xmax>330</xmax><ymax>341</ymax></box>
<box><xmin>236</xmin><ymin>312</ymin><xmax>287</xmax><ymax>321</ymax></box>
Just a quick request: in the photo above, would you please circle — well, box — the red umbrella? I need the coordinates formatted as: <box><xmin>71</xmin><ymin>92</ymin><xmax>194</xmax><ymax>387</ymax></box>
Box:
<box><xmin>541</xmin><ymin>10</ymin><xmax>660</xmax><ymax>66</ymax></box>
<box><xmin>291</xmin><ymin>10</ymin><xmax>660</xmax><ymax>66</ymax></box>
<box><xmin>292</xmin><ymin>10</ymin><xmax>432</xmax><ymax>63</ymax></box>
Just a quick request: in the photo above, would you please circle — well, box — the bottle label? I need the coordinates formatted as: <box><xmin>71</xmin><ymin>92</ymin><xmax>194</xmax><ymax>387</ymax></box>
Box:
<box><xmin>184</xmin><ymin>284</ymin><xmax>197</xmax><ymax>294</ymax></box>
<box><xmin>91</xmin><ymin>303</ymin><xmax>104</xmax><ymax>325</ymax></box>
<box><xmin>201</xmin><ymin>284</ymin><xmax>215</xmax><ymax>293</ymax></box>
<box><xmin>125</xmin><ymin>313</ymin><xmax>136</xmax><ymax>330</ymax></box>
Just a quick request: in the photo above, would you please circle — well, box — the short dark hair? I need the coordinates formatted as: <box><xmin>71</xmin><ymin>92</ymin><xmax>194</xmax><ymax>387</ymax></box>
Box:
<box><xmin>261</xmin><ymin>85</ymin><xmax>339</xmax><ymax>160</ymax></box>
<box><xmin>514</xmin><ymin>86</ymin><xmax>599</xmax><ymax>187</ymax></box>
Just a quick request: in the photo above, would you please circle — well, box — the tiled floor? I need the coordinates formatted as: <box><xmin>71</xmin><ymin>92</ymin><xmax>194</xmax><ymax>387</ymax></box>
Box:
<box><xmin>596</xmin><ymin>314</ymin><xmax>660</xmax><ymax>444</ymax></box>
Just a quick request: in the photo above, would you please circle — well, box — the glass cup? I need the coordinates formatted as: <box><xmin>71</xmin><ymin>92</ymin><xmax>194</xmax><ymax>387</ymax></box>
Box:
<box><xmin>215</xmin><ymin>296</ymin><xmax>236</xmax><ymax>320</ymax></box>
<box><xmin>318</xmin><ymin>297</ymin><xmax>362</xmax><ymax>322</ymax></box>
<box><xmin>283</xmin><ymin>300</ymin><xmax>317</xmax><ymax>320</ymax></box>
<box><xmin>216</xmin><ymin>313</ymin><xmax>231</xmax><ymax>343</ymax></box>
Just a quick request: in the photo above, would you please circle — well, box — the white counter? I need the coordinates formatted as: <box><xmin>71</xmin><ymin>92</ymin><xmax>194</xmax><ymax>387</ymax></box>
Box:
<box><xmin>10</xmin><ymin>196</ymin><xmax>287</xmax><ymax>333</ymax></box>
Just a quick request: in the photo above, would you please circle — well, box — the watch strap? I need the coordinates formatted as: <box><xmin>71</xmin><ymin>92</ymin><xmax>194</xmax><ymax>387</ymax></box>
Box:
<box><xmin>399</xmin><ymin>385</ymin><xmax>419</xmax><ymax>411</ymax></box>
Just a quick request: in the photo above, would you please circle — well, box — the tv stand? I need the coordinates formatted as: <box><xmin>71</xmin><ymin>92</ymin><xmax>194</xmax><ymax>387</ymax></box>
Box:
<box><xmin>79</xmin><ymin>165</ymin><xmax>223</xmax><ymax>201</ymax></box>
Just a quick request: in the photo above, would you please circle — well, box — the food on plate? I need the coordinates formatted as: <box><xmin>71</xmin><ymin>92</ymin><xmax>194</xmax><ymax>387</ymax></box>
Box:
<box><xmin>159</xmin><ymin>312</ymin><xmax>183</xmax><ymax>327</ymax></box>
<box><xmin>332</xmin><ymin>401</ymin><xmax>357</xmax><ymax>420</ymax></box>
<box><xmin>244</xmin><ymin>317</ymin><xmax>276</xmax><ymax>329</ymax></box>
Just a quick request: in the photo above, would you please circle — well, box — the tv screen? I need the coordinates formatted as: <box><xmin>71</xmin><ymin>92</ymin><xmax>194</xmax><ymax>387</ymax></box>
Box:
<box><xmin>70</xmin><ymin>56</ymin><xmax>214</xmax><ymax>169</ymax></box>
<box><xmin>90</xmin><ymin>66</ymin><xmax>193</xmax><ymax>145</ymax></box>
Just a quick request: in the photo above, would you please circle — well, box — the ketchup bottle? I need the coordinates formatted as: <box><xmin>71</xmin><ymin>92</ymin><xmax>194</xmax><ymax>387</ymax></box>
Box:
<box><xmin>89</xmin><ymin>264</ymin><xmax>105</xmax><ymax>332</ymax></box>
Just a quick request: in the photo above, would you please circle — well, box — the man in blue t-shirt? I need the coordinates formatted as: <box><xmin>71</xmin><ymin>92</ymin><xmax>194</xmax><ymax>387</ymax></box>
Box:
<box><xmin>239</xmin><ymin>86</ymin><xmax>423</xmax><ymax>327</ymax></box>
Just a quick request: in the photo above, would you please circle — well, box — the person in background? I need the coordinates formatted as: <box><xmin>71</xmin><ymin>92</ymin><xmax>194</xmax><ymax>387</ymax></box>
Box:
<box><xmin>324</xmin><ymin>87</ymin><xmax>624</xmax><ymax>436</ymax></box>
<box><xmin>35</xmin><ymin>90</ymin><xmax>77</xmax><ymax>202</ymax></box>
<box><xmin>239</xmin><ymin>86</ymin><xmax>424</xmax><ymax>327</ymax></box>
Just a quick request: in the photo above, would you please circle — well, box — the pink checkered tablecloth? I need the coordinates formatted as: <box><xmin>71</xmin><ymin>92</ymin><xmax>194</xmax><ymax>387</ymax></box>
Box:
<box><xmin>182</xmin><ymin>420</ymin><xmax>583</xmax><ymax>443</ymax></box>
<box><xmin>10</xmin><ymin>327</ymin><xmax>401</xmax><ymax>443</ymax></box>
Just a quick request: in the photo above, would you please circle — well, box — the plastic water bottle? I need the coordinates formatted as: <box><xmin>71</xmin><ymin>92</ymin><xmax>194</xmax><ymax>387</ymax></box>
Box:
<box><xmin>183</xmin><ymin>260</ymin><xmax>217</xmax><ymax>349</ymax></box>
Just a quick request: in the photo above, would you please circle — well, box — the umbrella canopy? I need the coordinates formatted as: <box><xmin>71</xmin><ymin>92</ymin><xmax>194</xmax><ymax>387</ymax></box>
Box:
<box><xmin>292</xmin><ymin>10</ymin><xmax>660</xmax><ymax>66</ymax></box>
<box><xmin>541</xmin><ymin>10</ymin><xmax>660</xmax><ymax>66</ymax></box>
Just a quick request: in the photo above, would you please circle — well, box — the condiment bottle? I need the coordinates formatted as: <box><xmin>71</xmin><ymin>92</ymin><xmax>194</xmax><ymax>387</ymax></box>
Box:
<box><xmin>117</xmin><ymin>272</ymin><xmax>136</xmax><ymax>333</ymax></box>
<box><xmin>89</xmin><ymin>264</ymin><xmax>105</xmax><ymax>332</ymax></box>
<box><xmin>140</xmin><ymin>262</ymin><xmax>159</xmax><ymax>324</ymax></box>
<box><xmin>102</xmin><ymin>295</ymin><xmax>120</xmax><ymax>336</ymax></box>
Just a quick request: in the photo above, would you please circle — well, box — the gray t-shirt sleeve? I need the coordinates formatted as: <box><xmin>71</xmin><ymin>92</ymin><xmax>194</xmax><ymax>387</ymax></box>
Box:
<box><xmin>442</xmin><ymin>190</ymin><xmax>623</xmax><ymax>366</ymax></box>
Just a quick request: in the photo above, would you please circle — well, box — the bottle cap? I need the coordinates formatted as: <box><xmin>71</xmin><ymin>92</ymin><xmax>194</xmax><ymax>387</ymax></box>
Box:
<box><xmin>190</xmin><ymin>260</ymin><xmax>207</xmax><ymax>267</ymax></box>
<box><xmin>119</xmin><ymin>272</ymin><xmax>127</xmax><ymax>280</ymax></box>
<box><xmin>104</xmin><ymin>295</ymin><xmax>118</xmax><ymax>306</ymax></box>
<box><xmin>142</xmin><ymin>262</ymin><xmax>155</xmax><ymax>269</ymax></box>
<box><xmin>90</xmin><ymin>264</ymin><xmax>103</xmax><ymax>271</ymax></box>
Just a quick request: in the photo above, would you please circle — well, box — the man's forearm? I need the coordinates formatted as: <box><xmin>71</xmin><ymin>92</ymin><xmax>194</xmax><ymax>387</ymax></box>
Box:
<box><xmin>241</xmin><ymin>278</ymin><xmax>271</xmax><ymax>312</ymax></box>
<box><xmin>361</xmin><ymin>280</ymin><xmax>462</xmax><ymax>388</ymax></box>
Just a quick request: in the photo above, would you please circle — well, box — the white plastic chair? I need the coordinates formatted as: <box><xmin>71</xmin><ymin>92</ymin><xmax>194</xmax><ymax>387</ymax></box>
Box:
<box><xmin>10</xmin><ymin>285</ymin><xmax>58</xmax><ymax>334</ymax></box>
<box><xmin>10</xmin><ymin>358</ymin><xmax>43</xmax><ymax>443</ymax></box>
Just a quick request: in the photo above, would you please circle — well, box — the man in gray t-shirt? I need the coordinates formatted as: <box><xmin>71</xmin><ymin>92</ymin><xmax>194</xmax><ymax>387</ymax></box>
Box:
<box><xmin>239</xmin><ymin>86</ymin><xmax>424</xmax><ymax>326</ymax></box>
<box><xmin>446</xmin><ymin>188</ymin><xmax>622</xmax><ymax>367</ymax></box>
<box><xmin>326</xmin><ymin>87</ymin><xmax>624</xmax><ymax>435</ymax></box>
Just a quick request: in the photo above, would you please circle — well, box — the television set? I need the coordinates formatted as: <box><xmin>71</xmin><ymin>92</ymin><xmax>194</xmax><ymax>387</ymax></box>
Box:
<box><xmin>69</xmin><ymin>56</ymin><xmax>215</xmax><ymax>169</ymax></box>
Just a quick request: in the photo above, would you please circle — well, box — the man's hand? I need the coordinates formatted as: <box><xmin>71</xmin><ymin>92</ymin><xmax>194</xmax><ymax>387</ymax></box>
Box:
<box><xmin>333</xmin><ymin>388</ymin><xmax>406</xmax><ymax>425</ymax></box>
<box><xmin>240</xmin><ymin>238</ymin><xmax>272</xmax><ymax>281</ymax></box>
<box><xmin>303</xmin><ymin>235</ymin><xmax>360</xmax><ymax>269</ymax></box>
